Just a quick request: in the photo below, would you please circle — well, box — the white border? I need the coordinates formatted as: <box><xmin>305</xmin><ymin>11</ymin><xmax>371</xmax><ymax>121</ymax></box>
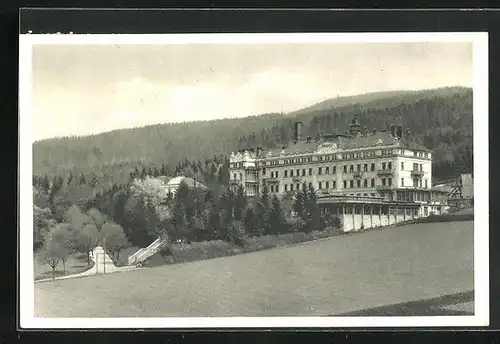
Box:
<box><xmin>19</xmin><ymin>32</ymin><xmax>489</xmax><ymax>329</ymax></box>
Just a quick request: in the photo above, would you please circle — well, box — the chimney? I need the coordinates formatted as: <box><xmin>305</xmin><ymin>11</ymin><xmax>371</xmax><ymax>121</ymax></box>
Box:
<box><xmin>294</xmin><ymin>121</ymin><xmax>302</xmax><ymax>142</ymax></box>
<box><xmin>306</xmin><ymin>136</ymin><xmax>312</xmax><ymax>143</ymax></box>
<box><xmin>256</xmin><ymin>146</ymin><xmax>262</xmax><ymax>156</ymax></box>
<box><xmin>194</xmin><ymin>177</ymin><xmax>197</xmax><ymax>186</ymax></box>
<box><xmin>372</xmin><ymin>129</ymin><xmax>377</xmax><ymax>136</ymax></box>
<box><xmin>405</xmin><ymin>128</ymin><xmax>411</xmax><ymax>137</ymax></box>
<box><xmin>396</xmin><ymin>125</ymin><xmax>403</xmax><ymax>139</ymax></box>
<box><xmin>389</xmin><ymin>124</ymin><xmax>396</xmax><ymax>138</ymax></box>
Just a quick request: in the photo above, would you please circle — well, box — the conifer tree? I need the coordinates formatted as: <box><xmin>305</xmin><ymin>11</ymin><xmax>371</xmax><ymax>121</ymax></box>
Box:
<box><xmin>269</xmin><ymin>195</ymin><xmax>286</xmax><ymax>234</ymax></box>
<box><xmin>233</xmin><ymin>185</ymin><xmax>247</xmax><ymax>221</ymax></box>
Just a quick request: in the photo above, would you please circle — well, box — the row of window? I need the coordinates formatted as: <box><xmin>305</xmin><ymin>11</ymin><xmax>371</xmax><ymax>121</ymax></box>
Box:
<box><xmin>230</xmin><ymin>150</ymin><xmax>430</xmax><ymax>169</ymax></box>
<box><xmin>266</xmin><ymin>177</ymin><xmax>429</xmax><ymax>193</ymax></box>
<box><xmin>259</xmin><ymin>160</ymin><xmax>426</xmax><ymax>179</ymax></box>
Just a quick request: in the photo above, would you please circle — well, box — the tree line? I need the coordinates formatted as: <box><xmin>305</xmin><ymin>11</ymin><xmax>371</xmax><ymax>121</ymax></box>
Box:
<box><xmin>34</xmin><ymin>173</ymin><xmax>340</xmax><ymax>270</ymax></box>
<box><xmin>35</xmin><ymin>204</ymin><xmax>129</xmax><ymax>279</ymax></box>
<box><xmin>32</xmin><ymin>89</ymin><xmax>473</xmax><ymax>183</ymax></box>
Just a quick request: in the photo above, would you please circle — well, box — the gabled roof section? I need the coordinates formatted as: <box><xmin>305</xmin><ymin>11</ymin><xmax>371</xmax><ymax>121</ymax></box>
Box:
<box><xmin>336</xmin><ymin>131</ymin><xmax>398</xmax><ymax>150</ymax></box>
<box><xmin>263</xmin><ymin>141</ymin><xmax>320</xmax><ymax>157</ymax></box>
<box><xmin>166</xmin><ymin>176</ymin><xmax>207</xmax><ymax>189</ymax></box>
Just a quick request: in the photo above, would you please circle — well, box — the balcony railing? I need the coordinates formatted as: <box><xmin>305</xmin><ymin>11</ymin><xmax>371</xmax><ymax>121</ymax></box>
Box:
<box><xmin>411</xmin><ymin>170</ymin><xmax>425</xmax><ymax>177</ymax></box>
<box><xmin>352</xmin><ymin>170</ymin><xmax>364</xmax><ymax>179</ymax></box>
<box><xmin>229</xmin><ymin>180</ymin><xmax>241</xmax><ymax>185</ymax></box>
<box><xmin>263</xmin><ymin>177</ymin><xmax>279</xmax><ymax>183</ymax></box>
<box><xmin>376</xmin><ymin>169</ymin><xmax>395</xmax><ymax>176</ymax></box>
<box><xmin>376</xmin><ymin>185</ymin><xmax>394</xmax><ymax>192</ymax></box>
<box><xmin>245</xmin><ymin>180</ymin><xmax>259</xmax><ymax>184</ymax></box>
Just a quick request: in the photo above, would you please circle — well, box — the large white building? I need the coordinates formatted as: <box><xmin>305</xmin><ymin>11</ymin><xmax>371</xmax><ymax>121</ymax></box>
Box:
<box><xmin>229</xmin><ymin>114</ymin><xmax>448</xmax><ymax>231</ymax></box>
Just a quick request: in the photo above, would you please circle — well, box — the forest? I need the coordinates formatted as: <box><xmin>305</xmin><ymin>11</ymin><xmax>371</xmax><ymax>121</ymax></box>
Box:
<box><xmin>33</xmin><ymin>86</ymin><xmax>473</xmax><ymax>186</ymax></box>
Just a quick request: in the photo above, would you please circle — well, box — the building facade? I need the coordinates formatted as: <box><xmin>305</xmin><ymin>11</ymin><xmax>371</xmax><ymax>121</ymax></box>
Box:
<box><xmin>229</xmin><ymin>114</ymin><xmax>447</xmax><ymax>226</ymax></box>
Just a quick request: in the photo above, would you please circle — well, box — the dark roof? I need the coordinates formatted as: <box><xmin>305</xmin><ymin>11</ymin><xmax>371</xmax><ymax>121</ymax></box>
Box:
<box><xmin>261</xmin><ymin>131</ymin><xmax>430</xmax><ymax>157</ymax></box>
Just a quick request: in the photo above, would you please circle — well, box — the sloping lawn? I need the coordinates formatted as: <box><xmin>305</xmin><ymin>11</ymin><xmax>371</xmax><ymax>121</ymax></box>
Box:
<box><xmin>34</xmin><ymin>252</ymin><xmax>92</xmax><ymax>280</ymax></box>
<box><xmin>34</xmin><ymin>221</ymin><xmax>474</xmax><ymax>317</ymax></box>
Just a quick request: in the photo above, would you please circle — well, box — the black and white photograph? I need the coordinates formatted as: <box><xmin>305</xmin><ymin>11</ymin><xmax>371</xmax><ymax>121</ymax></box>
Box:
<box><xmin>19</xmin><ymin>27</ymin><xmax>489</xmax><ymax>328</ymax></box>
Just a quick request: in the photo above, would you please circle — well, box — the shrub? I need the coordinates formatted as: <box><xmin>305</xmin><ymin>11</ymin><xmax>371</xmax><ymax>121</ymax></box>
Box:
<box><xmin>169</xmin><ymin>240</ymin><xmax>241</xmax><ymax>263</ymax></box>
<box><xmin>228</xmin><ymin>220</ymin><xmax>247</xmax><ymax>247</ymax></box>
<box><xmin>291</xmin><ymin>216</ymin><xmax>306</xmax><ymax>233</ymax></box>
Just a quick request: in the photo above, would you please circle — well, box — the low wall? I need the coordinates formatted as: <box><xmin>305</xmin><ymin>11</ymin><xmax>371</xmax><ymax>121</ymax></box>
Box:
<box><xmin>341</xmin><ymin>212</ymin><xmax>419</xmax><ymax>232</ymax></box>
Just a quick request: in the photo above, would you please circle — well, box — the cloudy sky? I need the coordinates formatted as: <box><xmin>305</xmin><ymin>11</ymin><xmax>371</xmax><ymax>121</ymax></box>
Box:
<box><xmin>31</xmin><ymin>42</ymin><xmax>472</xmax><ymax>141</ymax></box>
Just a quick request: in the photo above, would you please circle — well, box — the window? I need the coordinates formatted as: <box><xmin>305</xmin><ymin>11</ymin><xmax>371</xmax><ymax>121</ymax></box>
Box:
<box><xmin>401</xmin><ymin>178</ymin><xmax>405</xmax><ymax>186</ymax></box>
<box><xmin>332</xmin><ymin>166</ymin><xmax>336</xmax><ymax>174</ymax></box>
<box><xmin>275</xmin><ymin>185</ymin><xmax>279</xmax><ymax>193</ymax></box>
<box><xmin>413</xmin><ymin>151</ymin><xmax>417</xmax><ymax>157</ymax></box>
<box><xmin>425</xmin><ymin>179</ymin><xmax>428</xmax><ymax>188</ymax></box>
<box><xmin>284</xmin><ymin>184</ymin><xmax>288</xmax><ymax>192</ymax></box>
<box><xmin>326</xmin><ymin>181</ymin><xmax>330</xmax><ymax>189</ymax></box>
<box><xmin>233</xmin><ymin>173</ymin><xmax>237</xmax><ymax>180</ymax></box>
<box><xmin>350</xmin><ymin>165</ymin><xmax>354</xmax><ymax>172</ymax></box>
<box><xmin>382</xmin><ymin>178</ymin><xmax>386</xmax><ymax>186</ymax></box>
<box><xmin>319</xmin><ymin>182</ymin><xmax>323</xmax><ymax>189</ymax></box>
<box><xmin>275</xmin><ymin>171</ymin><xmax>279</xmax><ymax>178</ymax></box>
<box><xmin>357</xmin><ymin>180</ymin><xmax>361</xmax><ymax>188</ymax></box>
<box><xmin>290</xmin><ymin>184</ymin><xmax>294</xmax><ymax>191</ymax></box>
<box><xmin>419</xmin><ymin>164</ymin><xmax>423</xmax><ymax>171</ymax></box>
<box><xmin>344</xmin><ymin>165</ymin><xmax>348</xmax><ymax>173</ymax></box>
<box><xmin>290</xmin><ymin>170</ymin><xmax>293</xmax><ymax>177</ymax></box>
<box><xmin>388</xmin><ymin>162</ymin><xmax>392</xmax><ymax>170</ymax></box>
<box><xmin>296</xmin><ymin>169</ymin><xmax>299</xmax><ymax>176</ymax></box>
<box><xmin>332</xmin><ymin>181</ymin><xmax>336</xmax><ymax>189</ymax></box>
<box><xmin>401</xmin><ymin>162</ymin><xmax>404</xmax><ymax>170</ymax></box>
<box><xmin>284</xmin><ymin>170</ymin><xmax>288</xmax><ymax>177</ymax></box>
<box><xmin>363</xmin><ymin>193</ymin><xmax>368</xmax><ymax>196</ymax></box>
<box><xmin>371</xmin><ymin>163</ymin><xmax>375</xmax><ymax>171</ymax></box>
<box><xmin>419</xmin><ymin>179</ymin><xmax>423</xmax><ymax>187</ymax></box>
<box><xmin>302</xmin><ymin>169</ymin><xmax>306</xmax><ymax>176</ymax></box>
<box><xmin>326</xmin><ymin>166</ymin><xmax>330</xmax><ymax>174</ymax></box>
<box><xmin>357</xmin><ymin>164</ymin><xmax>361</xmax><ymax>171</ymax></box>
<box><xmin>309</xmin><ymin>182</ymin><xmax>312</xmax><ymax>189</ymax></box>
<box><xmin>309</xmin><ymin>168</ymin><xmax>312</xmax><ymax>175</ymax></box>
<box><xmin>371</xmin><ymin>193</ymin><xmax>376</xmax><ymax>197</ymax></box>
<box><xmin>319</xmin><ymin>167</ymin><xmax>322</xmax><ymax>175</ymax></box>
<box><xmin>344</xmin><ymin>180</ymin><xmax>347</xmax><ymax>188</ymax></box>
<box><xmin>262</xmin><ymin>168</ymin><xmax>266</xmax><ymax>175</ymax></box>
<box><xmin>364</xmin><ymin>164</ymin><xmax>368</xmax><ymax>172</ymax></box>
<box><xmin>371</xmin><ymin>178</ymin><xmax>375</xmax><ymax>187</ymax></box>
<box><xmin>363</xmin><ymin>179</ymin><xmax>368</xmax><ymax>187</ymax></box>
<box><xmin>350</xmin><ymin>180</ymin><xmax>354</xmax><ymax>188</ymax></box>
<box><xmin>297</xmin><ymin>184</ymin><xmax>300</xmax><ymax>190</ymax></box>
<box><xmin>388</xmin><ymin>178</ymin><xmax>392</xmax><ymax>186</ymax></box>
<box><xmin>270</xmin><ymin>185</ymin><xmax>274</xmax><ymax>192</ymax></box>
<box><xmin>382</xmin><ymin>162</ymin><xmax>386</xmax><ymax>170</ymax></box>
<box><xmin>413</xmin><ymin>163</ymin><xmax>418</xmax><ymax>171</ymax></box>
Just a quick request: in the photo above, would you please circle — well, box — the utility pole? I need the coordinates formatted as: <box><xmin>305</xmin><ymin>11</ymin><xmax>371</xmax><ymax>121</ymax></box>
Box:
<box><xmin>103</xmin><ymin>239</ymin><xmax>106</xmax><ymax>274</ymax></box>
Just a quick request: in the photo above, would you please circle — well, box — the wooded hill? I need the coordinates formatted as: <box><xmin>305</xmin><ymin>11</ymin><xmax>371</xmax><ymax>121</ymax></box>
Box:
<box><xmin>33</xmin><ymin>86</ymin><xmax>473</xmax><ymax>185</ymax></box>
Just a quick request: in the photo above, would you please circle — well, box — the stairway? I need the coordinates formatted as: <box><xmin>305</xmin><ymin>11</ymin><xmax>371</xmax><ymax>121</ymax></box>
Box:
<box><xmin>127</xmin><ymin>238</ymin><xmax>166</xmax><ymax>266</ymax></box>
